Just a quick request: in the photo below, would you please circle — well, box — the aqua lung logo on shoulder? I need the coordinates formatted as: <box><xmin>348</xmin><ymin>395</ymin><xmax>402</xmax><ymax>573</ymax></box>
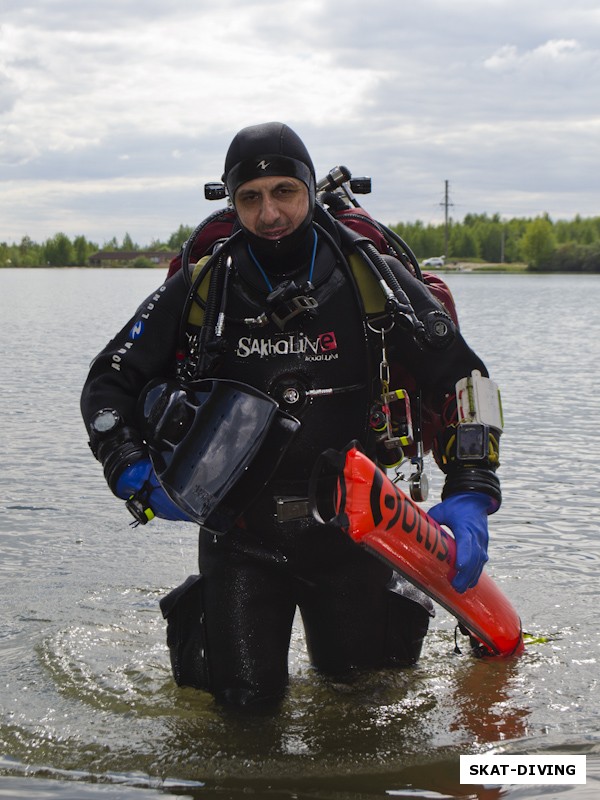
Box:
<box><xmin>236</xmin><ymin>331</ymin><xmax>338</xmax><ymax>361</ymax></box>
<box><xmin>130</xmin><ymin>320</ymin><xmax>144</xmax><ymax>339</ymax></box>
<box><xmin>111</xmin><ymin>285</ymin><xmax>167</xmax><ymax>371</ymax></box>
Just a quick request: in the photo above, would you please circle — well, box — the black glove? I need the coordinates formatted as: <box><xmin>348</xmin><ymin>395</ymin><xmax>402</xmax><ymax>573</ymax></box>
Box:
<box><xmin>90</xmin><ymin>425</ymin><xmax>147</xmax><ymax>495</ymax></box>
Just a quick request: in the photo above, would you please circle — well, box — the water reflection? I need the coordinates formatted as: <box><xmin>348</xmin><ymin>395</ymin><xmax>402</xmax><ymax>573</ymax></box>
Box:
<box><xmin>4</xmin><ymin>611</ymin><xmax>533</xmax><ymax>795</ymax></box>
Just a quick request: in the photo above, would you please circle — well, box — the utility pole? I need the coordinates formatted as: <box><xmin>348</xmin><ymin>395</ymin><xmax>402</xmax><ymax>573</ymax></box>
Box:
<box><xmin>441</xmin><ymin>180</ymin><xmax>453</xmax><ymax>258</ymax></box>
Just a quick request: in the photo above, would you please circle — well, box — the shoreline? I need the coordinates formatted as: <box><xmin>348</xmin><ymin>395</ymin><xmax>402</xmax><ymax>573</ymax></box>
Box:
<box><xmin>432</xmin><ymin>261</ymin><xmax>528</xmax><ymax>274</ymax></box>
<box><xmin>3</xmin><ymin>263</ymin><xmax>596</xmax><ymax>275</ymax></box>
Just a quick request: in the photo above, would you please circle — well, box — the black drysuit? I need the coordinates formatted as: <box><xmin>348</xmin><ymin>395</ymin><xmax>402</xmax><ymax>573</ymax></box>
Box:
<box><xmin>81</xmin><ymin>218</ymin><xmax>488</xmax><ymax>708</ymax></box>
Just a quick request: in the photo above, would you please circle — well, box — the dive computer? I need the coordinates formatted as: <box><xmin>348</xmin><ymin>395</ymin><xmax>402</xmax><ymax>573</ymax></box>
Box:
<box><xmin>90</xmin><ymin>408</ymin><xmax>122</xmax><ymax>437</ymax></box>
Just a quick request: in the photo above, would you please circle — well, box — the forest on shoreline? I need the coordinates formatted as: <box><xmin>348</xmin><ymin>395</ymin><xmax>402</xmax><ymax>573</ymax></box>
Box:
<box><xmin>2</xmin><ymin>213</ymin><xmax>600</xmax><ymax>272</ymax></box>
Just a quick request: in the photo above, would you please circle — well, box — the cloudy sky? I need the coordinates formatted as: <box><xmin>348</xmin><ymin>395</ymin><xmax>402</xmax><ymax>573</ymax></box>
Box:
<box><xmin>1</xmin><ymin>0</ymin><xmax>599</xmax><ymax>246</ymax></box>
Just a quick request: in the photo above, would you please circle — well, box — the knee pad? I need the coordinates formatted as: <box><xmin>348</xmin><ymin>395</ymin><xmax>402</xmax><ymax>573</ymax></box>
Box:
<box><xmin>159</xmin><ymin>574</ymin><xmax>210</xmax><ymax>690</ymax></box>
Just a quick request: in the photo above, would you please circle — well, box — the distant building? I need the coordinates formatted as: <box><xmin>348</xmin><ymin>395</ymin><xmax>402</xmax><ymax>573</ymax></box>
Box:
<box><xmin>88</xmin><ymin>250</ymin><xmax>178</xmax><ymax>267</ymax></box>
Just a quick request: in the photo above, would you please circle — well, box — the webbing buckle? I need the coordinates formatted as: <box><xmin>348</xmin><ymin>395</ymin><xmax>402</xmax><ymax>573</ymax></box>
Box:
<box><xmin>275</xmin><ymin>496</ymin><xmax>311</xmax><ymax>523</ymax></box>
<box><xmin>270</xmin><ymin>296</ymin><xmax>319</xmax><ymax>330</ymax></box>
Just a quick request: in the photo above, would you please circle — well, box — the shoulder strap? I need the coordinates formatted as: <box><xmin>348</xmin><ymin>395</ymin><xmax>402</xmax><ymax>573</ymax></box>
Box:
<box><xmin>346</xmin><ymin>252</ymin><xmax>386</xmax><ymax>314</ymax></box>
<box><xmin>188</xmin><ymin>256</ymin><xmax>212</xmax><ymax>327</ymax></box>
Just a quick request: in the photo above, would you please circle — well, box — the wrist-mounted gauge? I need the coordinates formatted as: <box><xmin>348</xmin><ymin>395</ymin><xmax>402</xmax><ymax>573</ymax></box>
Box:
<box><xmin>90</xmin><ymin>408</ymin><xmax>122</xmax><ymax>437</ymax></box>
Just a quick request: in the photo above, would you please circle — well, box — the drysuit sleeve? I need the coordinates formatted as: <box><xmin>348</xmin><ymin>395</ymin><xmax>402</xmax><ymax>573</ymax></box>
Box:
<box><xmin>80</xmin><ymin>269</ymin><xmax>189</xmax><ymax>489</ymax></box>
<box><xmin>382</xmin><ymin>256</ymin><xmax>502</xmax><ymax>507</ymax></box>
<box><xmin>382</xmin><ymin>255</ymin><xmax>487</xmax><ymax>396</ymax></box>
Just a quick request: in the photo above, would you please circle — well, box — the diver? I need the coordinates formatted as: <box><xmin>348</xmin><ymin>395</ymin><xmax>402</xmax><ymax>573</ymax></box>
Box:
<box><xmin>81</xmin><ymin>122</ymin><xmax>502</xmax><ymax>711</ymax></box>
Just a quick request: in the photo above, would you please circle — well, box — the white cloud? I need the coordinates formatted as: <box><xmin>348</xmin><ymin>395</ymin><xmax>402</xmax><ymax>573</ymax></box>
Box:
<box><xmin>484</xmin><ymin>38</ymin><xmax>596</xmax><ymax>72</ymax></box>
<box><xmin>1</xmin><ymin>0</ymin><xmax>600</xmax><ymax>243</ymax></box>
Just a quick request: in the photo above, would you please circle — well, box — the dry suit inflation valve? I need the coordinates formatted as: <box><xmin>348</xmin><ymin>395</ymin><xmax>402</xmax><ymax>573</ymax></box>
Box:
<box><xmin>420</xmin><ymin>309</ymin><xmax>455</xmax><ymax>349</ymax></box>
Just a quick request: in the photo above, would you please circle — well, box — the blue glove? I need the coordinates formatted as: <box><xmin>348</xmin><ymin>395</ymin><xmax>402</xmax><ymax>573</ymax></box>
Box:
<box><xmin>428</xmin><ymin>492</ymin><xmax>493</xmax><ymax>594</ymax></box>
<box><xmin>115</xmin><ymin>458</ymin><xmax>191</xmax><ymax>522</ymax></box>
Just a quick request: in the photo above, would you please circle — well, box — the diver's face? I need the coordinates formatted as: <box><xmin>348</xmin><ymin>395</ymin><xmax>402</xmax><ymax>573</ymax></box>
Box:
<box><xmin>234</xmin><ymin>176</ymin><xmax>309</xmax><ymax>239</ymax></box>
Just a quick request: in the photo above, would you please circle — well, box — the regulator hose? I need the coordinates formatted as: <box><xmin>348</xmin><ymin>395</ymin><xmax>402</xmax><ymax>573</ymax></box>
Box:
<box><xmin>358</xmin><ymin>239</ymin><xmax>422</xmax><ymax>332</ymax></box>
<box><xmin>180</xmin><ymin>207</ymin><xmax>235</xmax><ymax>289</ymax></box>
<box><xmin>177</xmin><ymin>230</ymin><xmax>243</xmax><ymax>352</ymax></box>
<box><xmin>379</xmin><ymin>223</ymin><xmax>423</xmax><ymax>281</ymax></box>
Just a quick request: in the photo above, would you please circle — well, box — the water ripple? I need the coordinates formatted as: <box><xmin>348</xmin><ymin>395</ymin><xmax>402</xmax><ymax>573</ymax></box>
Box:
<box><xmin>2</xmin><ymin>271</ymin><xmax>600</xmax><ymax>799</ymax></box>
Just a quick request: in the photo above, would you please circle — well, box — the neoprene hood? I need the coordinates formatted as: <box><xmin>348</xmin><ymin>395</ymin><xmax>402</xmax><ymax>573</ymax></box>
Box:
<box><xmin>222</xmin><ymin>122</ymin><xmax>316</xmax><ymax>204</ymax></box>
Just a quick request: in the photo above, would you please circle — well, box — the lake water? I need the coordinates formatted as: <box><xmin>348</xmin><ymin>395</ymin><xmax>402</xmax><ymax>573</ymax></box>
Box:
<box><xmin>1</xmin><ymin>268</ymin><xmax>599</xmax><ymax>800</ymax></box>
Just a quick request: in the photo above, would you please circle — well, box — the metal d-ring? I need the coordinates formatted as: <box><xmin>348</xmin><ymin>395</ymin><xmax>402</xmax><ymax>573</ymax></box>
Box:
<box><xmin>367</xmin><ymin>318</ymin><xmax>395</xmax><ymax>335</ymax></box>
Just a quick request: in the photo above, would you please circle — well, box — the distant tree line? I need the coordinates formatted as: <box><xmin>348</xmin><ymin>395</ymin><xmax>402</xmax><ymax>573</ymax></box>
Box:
<box><xmin>2</xmin><ymin>216</ymin><xmax>600</xmax><ymax>272</ymax></box>
<box><xmin>392</xmin><ymin>213</ymin><xmax>600</xmax><ymax>271</ymax></box>
<box><xmin>0</xmin><ymin>225</ymin><xmax>193</xmax><ymax>268</ymax></box>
